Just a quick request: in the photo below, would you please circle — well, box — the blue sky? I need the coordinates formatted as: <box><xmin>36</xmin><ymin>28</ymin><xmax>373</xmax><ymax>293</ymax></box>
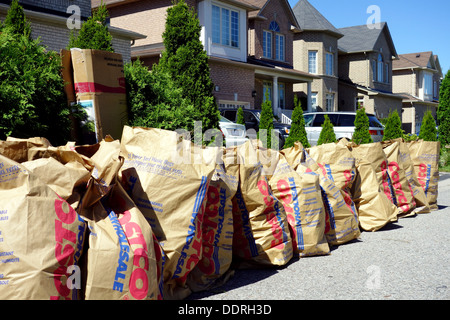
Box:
<box><xmin>288</xmin><ymin>0</ymin><xmax>450</xmax><ymax>75</ymax></box>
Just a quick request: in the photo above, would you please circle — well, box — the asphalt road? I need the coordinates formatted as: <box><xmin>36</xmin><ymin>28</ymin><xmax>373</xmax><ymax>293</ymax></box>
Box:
<box><xmin>190</xmin><ymin>172</ymin><xmax>450</xmax><ymax>301</ymax></box>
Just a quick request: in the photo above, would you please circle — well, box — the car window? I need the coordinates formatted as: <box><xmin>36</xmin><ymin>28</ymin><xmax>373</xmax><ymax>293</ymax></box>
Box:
<box><xmin>338</xmin><ymin>114</ymin><xmax>355</xmax><ymax>126</ymax></box>
<box><xmin>304</xmin><ymin>114</ymin><xmax>314</xmax><ymax>127</ymax></box>
<box><xmin>368</xmin><ymin>115</ymin><xmax>383</xmax><ymax>128</ymax></box>
<box><xmin>244</xmin><ymin>111</ymin><xmax>257</xmax><ymax>123</ymax></box>
<box><xmin>220</xmin><ymin>116</ymin><xmax>233</xmax><ymax>123</ymax></box>
<box><xmin>223</xmin><ymin>110</ymin><xmax>236</xmax><ymax>121</ymax></box>
<box><xmin>312</xmin><ymin>114</ymin><xmax>339</xmax><ymax>127</ymax></box>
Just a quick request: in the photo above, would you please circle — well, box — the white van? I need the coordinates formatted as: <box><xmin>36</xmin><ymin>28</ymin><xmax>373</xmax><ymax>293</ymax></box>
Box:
<box><xmin>303</xmin><ymin>112</ymin><xmax>384</xmax><ymax>146</ymax></box>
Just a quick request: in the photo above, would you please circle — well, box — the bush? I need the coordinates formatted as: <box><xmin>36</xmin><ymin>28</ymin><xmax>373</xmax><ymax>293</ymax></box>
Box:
<box><xmin>0</xmin><ymin>0</ymin><xmax>31</xmax><ymax>38</ymax></box>
<box><xmin>382</xmin><ymin>110</ymin><xmax>403</xmax><ymax>141</ymax></box>
<box><xmin>258</xmin><ymin>91</ymin><xmax>275</xmax><ymax>149</ymax></box>
<box><xmin>317</xmin><ymin>114</ymin><xmax>337</xmax><ymax>145</ymax></box>
<box><xmin>352</xmin><ymin>105</ymin><xmax>373</xmax><ymax>144</ymax></box>
<box><xmin>237</xmin><ymin>107</ymin><xmax>245</xmax><ymax>125</ymax></box>
<box><xmin>438</xmin><ymin>69</ymin><xmax>450</xmax><ymax>147</ymax></box>
<box><xmin>67</xmin><ymin>3</ymin><xmax>113</xmax><ymax>52</ymax></box>
<box><xmin>124</xmin><ymin>59</ymin><xmax>196</xmax><ymax>134</ymax></box>
<box><xmin>156</xmin><ymin>0</ymin><xmax>220</xmax><ymax>143</ymax></box>
<box><xmin>0</xmin><ymin>3</ymin><xmax>71</xmax><ymax>145</ymax></box>
<box><xmin>284</xmin><ymin>95</ymin><xmax>310</xmax><ymax>148</ymax></box>
<box><xmin>419</xmin><ymin>110</ymin><xmax>437</xmax><ymax>141</ymax></box>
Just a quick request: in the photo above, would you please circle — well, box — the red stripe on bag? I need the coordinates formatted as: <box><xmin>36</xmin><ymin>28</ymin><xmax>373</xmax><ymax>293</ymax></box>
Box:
<box><xmin>75</xmin><ymin>81</ymin><xmax>126</xmax><ymax>94</ymax></box>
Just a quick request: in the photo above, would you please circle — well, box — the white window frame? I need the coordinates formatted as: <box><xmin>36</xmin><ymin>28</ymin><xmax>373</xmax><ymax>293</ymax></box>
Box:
<box><xmin>424</xmin><ymin>72</ymin><xmax>433</xmax><ymax>98</ymax></box>
<box><xmin>384</xmin><ymin>63</ymin><xmax>389</xmax><ymax>83</ymax></box>
<box><xmin>326</xmin><ymin>93</ymin><xmax>334</xmax><ymax>111</ymax></box>
<box><xmin>308</xmin><ymin>51</ymin><xmax>318</xmax><ymax>74</ymax></box>
<box><xmin>211</xmin><ymin>4</ymin><xmax>239</xmax><ymax>48</ymax></box>
<box><xmin>311</xmin><ymin>92</ymin><xmax>318</xmax><ymax>111</ymax></box>
<box><xmin>325</xmin><ymin>52</ymin><xmax>334</xmax><ymax>76</ymax></box>
<box><xmin>263</xmin><ymin>30</ymin><xmax>272</xmax><ymax>59</ymax></box>
<box><xmin>275</xmin><ymin>34</ymin><xmax>285</xmax><ymax>61</ymax></box>
<box><xmin>377</xmin><ymin>54</ymin><xmax>383</xmax><ymax>82</ymax></box>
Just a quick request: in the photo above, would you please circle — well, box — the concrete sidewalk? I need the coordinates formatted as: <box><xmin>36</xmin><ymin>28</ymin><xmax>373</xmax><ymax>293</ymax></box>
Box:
<box><xmin>190</xmin><ymin>172</ymin><xmax>450</xmax><ymax>300</ymax></box>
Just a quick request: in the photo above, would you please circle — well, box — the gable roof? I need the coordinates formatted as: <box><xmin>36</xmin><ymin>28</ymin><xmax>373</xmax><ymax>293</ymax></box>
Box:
<box><xmin>246</xmin><ymin>0</ymin><xmax>300</xmax><ymax>29</ymax></box>
<box><xmin>337</xmin><ymin>22</ymin><xmax>398</xmax><ymax>58</ymax></box>
<box><xmin>393</xmin><ymin>51</ymin><xmax>442</xmax><ymax>76</ymax></box>
<box><xmin>291</xmin><ymin>0</ymin><xmax>342</xmax><ymax>38</ymax></box>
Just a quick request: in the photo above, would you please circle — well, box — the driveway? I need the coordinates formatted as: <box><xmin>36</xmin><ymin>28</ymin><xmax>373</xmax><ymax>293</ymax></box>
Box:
<box><xmin>190</xmin><ymin>172</ymin><xmax>450</xmax><ymax>300</ymax></box>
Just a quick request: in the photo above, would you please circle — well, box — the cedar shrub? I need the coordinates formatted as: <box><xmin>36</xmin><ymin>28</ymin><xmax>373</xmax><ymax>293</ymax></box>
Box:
<box><xmin>317</xmin><ymin>114</ymin><xmax>337</xmax><ymax>145</ymax></box>
<box><xmin>352</xmin><ymin>105</ymin><xmax>373</xmax><ymax>144</ymax></box>
<box><xmin>284</xmin><ymin>95</ymin><xmax>310</xmax><ymax>148</ymax></box>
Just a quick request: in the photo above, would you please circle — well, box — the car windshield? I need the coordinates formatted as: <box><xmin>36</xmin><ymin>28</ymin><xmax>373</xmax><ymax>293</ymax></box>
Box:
<box><xmin>303</xmin><ymin>114</ymin><xmax>314</xmax><ymax>127</ymax></box>
<box><xmin>368</xmin><ymin>115</ymin><xmax>384</xmax><ymax>128</ymax></box>
<box><xmin>220</xmin><ymin>116</ymin><xmax>233</xmax><ymax>123</ymax></box>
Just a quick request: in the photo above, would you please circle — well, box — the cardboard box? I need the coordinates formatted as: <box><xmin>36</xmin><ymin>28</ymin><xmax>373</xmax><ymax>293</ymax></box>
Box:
<box><xmin>70</xmin><ymin>49</ymin><xmax>128</xmax><ymax>142</ymax></box>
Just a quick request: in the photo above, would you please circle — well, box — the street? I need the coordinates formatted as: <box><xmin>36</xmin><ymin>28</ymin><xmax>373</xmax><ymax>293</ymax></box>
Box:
<box><xmin>190</xmin><ymin>172</ymin><xmax>450</xmax><ymax>300</ymax></box>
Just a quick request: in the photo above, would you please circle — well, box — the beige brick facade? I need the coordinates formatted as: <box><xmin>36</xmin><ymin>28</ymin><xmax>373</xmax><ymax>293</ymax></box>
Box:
<box><xmin>293</xmin><ymin>31</ymin><xmax>339</xmax><ymax>111</ymax></box>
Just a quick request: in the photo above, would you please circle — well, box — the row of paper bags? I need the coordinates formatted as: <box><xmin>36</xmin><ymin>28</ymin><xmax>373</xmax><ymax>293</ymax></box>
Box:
<box><xmin>0</xmin><ymin>126</ymin><xmax>440</xmax><ymax>300</ymax></box>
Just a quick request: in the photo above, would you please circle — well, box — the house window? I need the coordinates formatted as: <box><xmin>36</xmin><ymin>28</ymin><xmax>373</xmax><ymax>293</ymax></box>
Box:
<box><xmin>384</xmin><ymin>63</ymin><xmax>389</xmax><ymax>83</ymax></box>
<box><xmin>309</xmin><ymin>51</ymin><xmax>318</xmax><ymax>74</ymax></box>
<box><xmin>275</xmin><ymin>34</ymin><xmax>285</xmax><ymax>61</ymax></box>
<box><xmin>264</xmin><ymin>21</ymin><xmax>284</xmax><ymax>61</ymax></box>
<box><xmin>263</xmin><ymin>30</ymin><xmax>272</xmax><ymax>58</ymax></box>
<box><xmin>326</xmin><ymin>93</ymin><xmax>334</xmax><ymax>111</ymax></box>
<box><xmin>372</xmin><ymin>60</ymin><xmax>377</xmax><ymax>81</ymax></box>
<box><xmin>377</xmin><ymin>53</ymin><xmax>383</xmax><ymax>82</ymax></box>
<box><xmin>434</xmin><ymin>81</ymin><xmax>438</xmax><ymax>98</ymax></box>
<box><xmin>263</xmin><ymin>81</ymin><xmax>272</xmax><ymax>102</ymax></box>
<box><xmin>326</xmin><ymin>52</ymin><xmax>334</xmax><ymax>76</ymax></box>
<box><xmin>278</xmin><ymin>83</ymin><xmax>285</xmax><ymax>109</ymax></box>
<box><xmin>311</xmin><ymin>92</ymin><xmax>318</xmax><ymax>111</ymax></box>
<box><xmin>212</xmin><ymin>4</ymin><xmax>239</xmax><ymax>48</ymax></box>
<box><xmin>424</xmin><ymin>72</ymin><xmax>433</xmax><ymax>99</ymax></box>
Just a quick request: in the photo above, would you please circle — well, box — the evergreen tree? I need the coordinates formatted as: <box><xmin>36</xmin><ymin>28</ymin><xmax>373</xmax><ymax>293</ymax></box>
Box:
<box><xmin>317</xmin><ymin>114</ymin><xmax>337</xmax><ymax>145</ymax></box>
<box><xmin>156</xmin><ymin>0</ymin><xmax>220</xmax><ymax>142</ymax></box>
<box><xmin>382</xmin><ymin>110</ymin><xmax>403</xmax><ymax>141</ymax></box>
<box><xmin>124</xmin><ymin>59</ymin><xmax>196</xmax><ymax>133</ymax></box>
<box><xmin>352</xmin><ymin>105</ymin><xmax>373</xmax><ymax>144</ymax></box>
<box><xmin>67</xmin><ymin>2</ymin><xmax>113</xmax><ymax>52</ymax></box>
<box><xmin>419</xmin><ymin>110</ymin><xmax>438</xmax><ymax>141</ymax></box>
<box><xmin>237</xmin><ymin>107</ymin><xmax>245</xmax><ymax>125</ymax></box>
<box><xmin>258</xmin><ymin>91</ymin><xmax>275</xmax><ymax>149</ymax></box>
<box><xmin>438</xmin><ymin>69</ymin><xmax>450</xmax><ymax>147</ymax></box>
<box><xmin>0</xmin><ymin>2</ymin><xmax>71</xmax><ymax>145</ymax></box>
<box><xmin>1</xmin><ymin>0</ymin><xmax>31</xmax><ymax>38</ymax></box>
<box><xmin>284</xmin><ymin>95</ymin><xmax>310</xmax><ymax>148</ymax></box>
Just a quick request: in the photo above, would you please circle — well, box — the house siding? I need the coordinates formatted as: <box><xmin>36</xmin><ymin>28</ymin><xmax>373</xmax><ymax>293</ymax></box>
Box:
<box><xmin>293</xmin><ymin>31</ymin><xmax>339</xmax><ymax>111</ymax></box>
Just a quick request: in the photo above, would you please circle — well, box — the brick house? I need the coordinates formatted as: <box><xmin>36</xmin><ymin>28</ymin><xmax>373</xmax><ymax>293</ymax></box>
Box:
<box><xmin>0</xmin><ymin>0</ymin><xmax>145</xmax><ymax>62</ymax></box>
<box><xmin>291</xmin><ymin>0</ymin><xmax>343</xmax><ymax>112</ymax></box>
<box><xmin>95</xmin><ymin>0</ymin><xmax>317</xmax><ymax>122</ymax></box>
<box><xmin>392</xmin><ymin>51</ymin><xmax>443</xmax><ymax>134</ymax></box>
<box><xmin>336</xmin><ymin>22</ymin><xmax>404</xmax><ymax>119</ymax></box>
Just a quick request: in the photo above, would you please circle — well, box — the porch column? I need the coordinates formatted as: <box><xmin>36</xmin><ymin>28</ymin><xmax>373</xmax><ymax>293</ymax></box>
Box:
<box><xmin>273</xmin><ymin>76</ymin><xmax>279</xmax><ymax>117</ymax></box>
<box><xmin>307</xmin><ymin>81</ymin><xmax>312</xmax><ymax>112</ymax></box>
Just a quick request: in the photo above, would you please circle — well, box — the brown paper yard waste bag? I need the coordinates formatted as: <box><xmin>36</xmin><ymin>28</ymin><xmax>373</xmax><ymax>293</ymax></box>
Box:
<box><xmin>187</xmin><ymin>148</ymin><xmax>238</xmax><ymax>292</ymax></box>
<box><xmin>382</xmin><ymin>139</ymin><xmax>417</xmax><ymax>217</ymax></box>
<box><xmin>348</xmin><ymin>142</ymin><xmax>399</xmax><ymax>231</ymax></box>
<box><xmin>397</xmin><ymin>141</ymin><xmax>431</xmax><ymax>213</ymax></box>
<box><xmin>0</xmin><ymin>154</ymin><xmax>86</xmax><ymax>299</ymax></box>
<box><xmin>118</xmin><ymin>126</ymin><xmax>216</xmax><ymax>299</ymax></box>
<box><xmin>78</xmin><ymin>138</ymin><xmax>162</xmax><ymax>300</ymax></box>
<box><xmin>407</xmin><ymin>140</ymin><xmax>440</xmax><ymax>211</ymax></box>
<box><xmin>231</xmin><ymin>141</ymin><xmax>293</xmax><ymax>267</ymax></box>
<box><xmin>267</xmin><ymin>146</ymin><xmax>329</xmax><ymax>256</ymax></box>
<box><xmin>282</xmin><ymin>142</ymin><xmax>360</xmax><ymax>246</ymax></box>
